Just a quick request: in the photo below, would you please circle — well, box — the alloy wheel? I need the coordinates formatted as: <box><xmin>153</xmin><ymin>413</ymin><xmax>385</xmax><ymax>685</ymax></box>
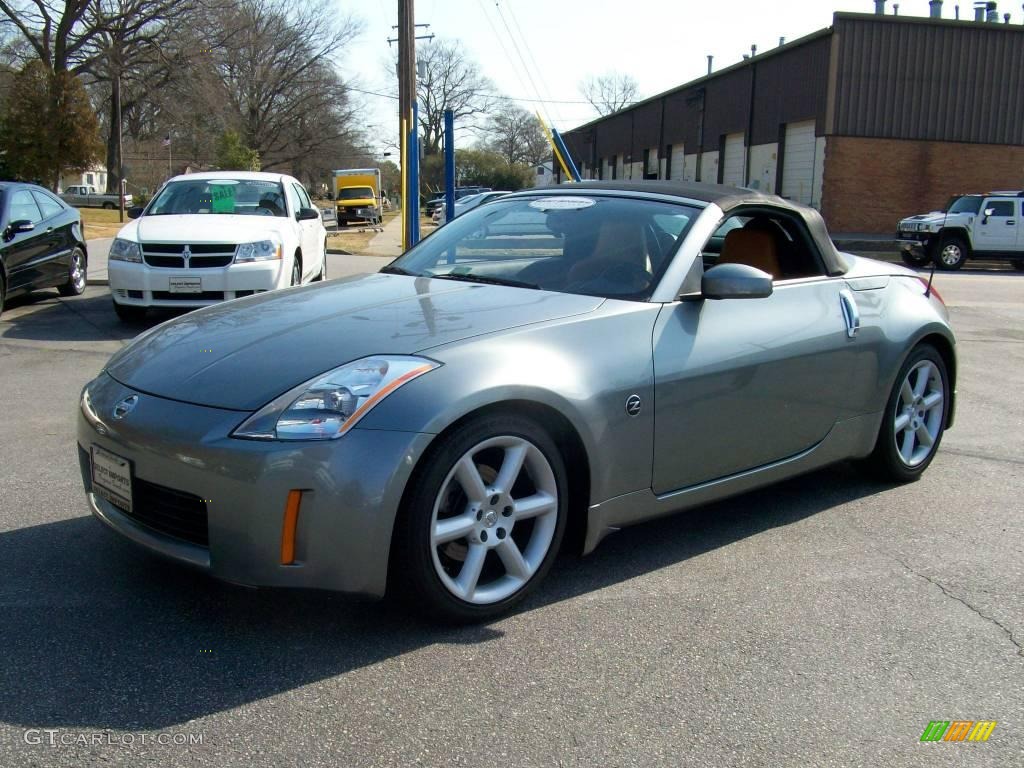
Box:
<box><xmin>939</xmin><ymin>243</ymin><xmax>962</xmax><ymax>267</ymax></box>
<box><xmin>429</xmin><ymin>435</ymin><xmax>559</xmax><ymax>605</ymax></box>
<box><xmin>70</xmin><ymin>252</ymin><xmax>86</xmax><ymax>292</ymax></box>
<box><xmin>893</xmin><ymin>360</ymin><xmax>944</xmax><ymax>467</ymax></box>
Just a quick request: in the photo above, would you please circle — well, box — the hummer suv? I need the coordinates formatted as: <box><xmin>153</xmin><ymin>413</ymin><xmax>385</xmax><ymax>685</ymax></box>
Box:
<box><xmin>896</xmin><ymin>191</ymin><xmax>1024</xmax><ymax>271</ymax></box>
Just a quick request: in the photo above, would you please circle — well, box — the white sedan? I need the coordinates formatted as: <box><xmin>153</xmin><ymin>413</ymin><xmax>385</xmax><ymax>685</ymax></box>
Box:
<box><xmin>108</xmin><ymin>171</ymin><xmax>327</xmax><ymax>321</ymax></box>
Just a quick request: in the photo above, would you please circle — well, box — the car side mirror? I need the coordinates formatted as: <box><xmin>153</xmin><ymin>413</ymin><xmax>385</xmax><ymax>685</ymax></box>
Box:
<box><xmin>127</xmin><ymin>206</ymin><xmax>144</xmax><ymax>219</ymax></box>
<box><xmin>982</xmin><ymin>207</ymin><xmax>994</xmax><ymax>222</ymax></box>
<box><xmin>4</xmin><ymin>219</ymin><xmax>34</xmax><ymax>239</ymax></box>
<box><xmin>296</xmin><ymin>207</ymin><xmax>321</xmax><ymax>221</ymax></box>
<box><xmin>700</xmin><ymin>263</ymin><xmax>774</xmax><ymax>300</ymax></box>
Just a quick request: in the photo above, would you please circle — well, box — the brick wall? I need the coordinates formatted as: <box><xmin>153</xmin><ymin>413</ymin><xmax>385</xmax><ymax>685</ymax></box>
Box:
<box><xmin>821</xmin><ymin>136</ymin><xmax>1024</xmax><ymax>234</ymax></box>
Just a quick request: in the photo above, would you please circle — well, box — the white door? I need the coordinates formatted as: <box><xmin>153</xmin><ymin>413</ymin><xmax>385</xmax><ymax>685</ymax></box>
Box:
<box><xmin>781</xmin><ymin>121</ymin><xmax>816</xmax><ymax>205</ymax></box>
<box><xmin>973</xmin><ymin>198</ymin><xmax>1018</xmax><ymax>252</ymax></box>
<box><xmin>669</xmin><ymin>145</ymin><xmax>686</xmax><ymax>180</ymax></box>
<box><xmin>722</xmin><ymin>133</ymin><xmax>745</xmax><ymax>187</ymax></box>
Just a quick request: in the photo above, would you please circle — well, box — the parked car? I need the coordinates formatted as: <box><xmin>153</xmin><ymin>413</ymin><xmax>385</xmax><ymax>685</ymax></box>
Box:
<box><xmin>425</xmin><ymin>187</ymin><xmax>492</xmax><ymax>216</ymax></box>
<box><xmin>60</xmin><ymin>184</ymin><xmax>133</xmax><ymax>210</ymax></box>
<box><xmin>0</xmin><ymin>181</ymin><xmax>87</xmax><ymax>317</ymax></box>
<box><xmin>77</xmin><ymin>181</ymin><xmax>956</xmax><ymax>622</ymax></box>
<box><xmin>897</xmin><ymin>191</ymin><xmax>1024</xmax><ymax>270</ymax></box>
<box><xmin>107</xmin><ymin>171</ymin><xmax>327</xmax><ymax>321</ymax></box>
<box><xmin>432</xmin><ymin>191</ymin><xmax>510</xmax><ymax>226</ymax></box>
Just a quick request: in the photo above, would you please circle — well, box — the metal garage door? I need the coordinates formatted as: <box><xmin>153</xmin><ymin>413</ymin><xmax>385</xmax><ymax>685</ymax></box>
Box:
<box><xmin>781</xmin><ymin>121</ymin><xmax>816</xmax><ymax>205</ymax></box>
<box><xmin>721</xmin><ymin>133</ymin><xmax>745</xmax><ymax>187</ymax></box>
<box><xmin>669</xmin><ymin>144</ymin><xmax>686</xmax><ymax>180</ymax></box>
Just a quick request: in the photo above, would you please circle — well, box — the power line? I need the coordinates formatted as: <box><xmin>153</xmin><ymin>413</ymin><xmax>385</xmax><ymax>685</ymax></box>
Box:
<box><xmin>501</xmin><ymin>0</ymin><xmax>567</xmax><ymax>127</ymax></box>
<box><xmin>346</xmin><ymin>82</ymin><xmax>622</xmax><ymax>107</ymax></box>
<box><xmin>491</xmin><ymin>1</ymin><xmax>552</xmax><ymax>125</ymax></box>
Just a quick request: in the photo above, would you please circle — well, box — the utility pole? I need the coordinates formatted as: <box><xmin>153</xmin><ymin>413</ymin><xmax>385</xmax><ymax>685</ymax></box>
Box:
<box><xmin>397</xmin><ymin>0</ymin><xmax>419</xmax><ymax>249</ymax></box>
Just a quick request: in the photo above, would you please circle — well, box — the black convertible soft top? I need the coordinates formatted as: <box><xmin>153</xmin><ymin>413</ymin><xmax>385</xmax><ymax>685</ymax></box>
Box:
<box><xmin>512</xmin><ymin>180</ymin><xmax>850</xmax><ymax>276</ymax></box>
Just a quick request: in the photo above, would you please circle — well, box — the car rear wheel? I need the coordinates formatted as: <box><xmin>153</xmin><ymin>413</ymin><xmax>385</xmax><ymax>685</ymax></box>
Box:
<box><xmin>868</xmin><ymin>344</ymin><xmax>949</xmax><ymax>482</ymax></box>
<box><xmin>392</xmin><ymin>413</ymin><xmax>567</xmax><ymax>622</ymax></box>
<box><xmin>58</xmin><ymin>247</ymin><xmax>87</xmax><ymax>296</ymax></box>
<box><xmin>112</xmin><ymin>299</ymin><xmax>147</xmax><ymax>322</ymax></box>
<box><xmin>102</xmin><ymin>202</ymin><xmax>115</xmax><ymax>210</ymax></box>
<box><xmin>933</xmin><ymin>235</ymin><xmax>967</xmax><ymax>271</ymax></box>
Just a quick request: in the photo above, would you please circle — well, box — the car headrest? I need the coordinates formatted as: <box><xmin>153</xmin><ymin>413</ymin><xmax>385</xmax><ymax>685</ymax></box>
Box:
<box><xmin>718</xmin><ymin>229</ymin><xmax>780</xmax><ymax>279</ymax></box>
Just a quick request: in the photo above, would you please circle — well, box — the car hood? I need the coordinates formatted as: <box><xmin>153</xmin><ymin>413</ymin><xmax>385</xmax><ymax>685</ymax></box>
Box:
<box><xmin>900</xmin><ymin>211</ymin><xmax>945</xmax><ymax>224</ymax></box>
<box><xmin>122</xmin><ymin>214</ymin><xmax>290</xmax><ymax>243</ymax></box>
<box><xmin>105</xmin><ymin>274</ymin><xmax>604</xmax><ymax>410</ymax></box>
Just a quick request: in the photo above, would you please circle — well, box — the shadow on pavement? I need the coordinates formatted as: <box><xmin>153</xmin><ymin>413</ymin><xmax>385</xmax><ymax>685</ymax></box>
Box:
<box><xmin>0</xmin><ymin>291</ymin><xmax>177</xmax><ymax>344</ymax></box>
<box><xmin>0</xmin><ymin>461</ymin><xmax>888</xmax><ymax>731</ymax></box>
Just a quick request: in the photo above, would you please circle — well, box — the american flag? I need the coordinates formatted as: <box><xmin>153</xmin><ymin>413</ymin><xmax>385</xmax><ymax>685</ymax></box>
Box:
<box><xmin>161</xmin><ymin>135</ymin><xmax>171</xmax><ymax>147</ymax></box>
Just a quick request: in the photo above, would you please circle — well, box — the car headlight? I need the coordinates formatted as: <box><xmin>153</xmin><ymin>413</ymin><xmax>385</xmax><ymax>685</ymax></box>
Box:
<box><xmin>234</xmin><ymin>239</ymin><xmax>282</xmax><ymax>263</ymax></box>
<box><xmin>231</xmin><ymin>356</ymin><xmax>440</xmax><ymax>441</ymax></box>
<box><xmin>109</xmin><ymin>238</ymin><xmax>142</xmax><ymax>263</ymax></box>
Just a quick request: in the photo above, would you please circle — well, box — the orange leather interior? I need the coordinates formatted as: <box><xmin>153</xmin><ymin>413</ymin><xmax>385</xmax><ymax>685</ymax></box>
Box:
<box><xmin>718</xmin><ymin>229</ymin><xmax>781</xmax><ymax>278</ymax></box>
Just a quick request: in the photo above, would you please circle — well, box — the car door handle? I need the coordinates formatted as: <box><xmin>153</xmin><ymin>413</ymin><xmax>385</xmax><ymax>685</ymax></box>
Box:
<box><xmin>839</xmin><ymin>289</ymin><xmax>860</xmax><ymax>339</ymax></box>
<box><xmin>1006</xmin><ymin>220</ymin><xmax>1015</xmax><ymax>225</ymax></box>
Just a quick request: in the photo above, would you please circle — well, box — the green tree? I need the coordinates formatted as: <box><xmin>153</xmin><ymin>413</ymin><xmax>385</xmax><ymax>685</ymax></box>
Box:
<box><xmin>215</xmin><ymin>129</ymin><xmax>260</xmax><ymax>171</ymax></box>
<box><xmin>0</xmin><ymin>60</ymin><xmax>102</xmax><ymax>188</ymax></box>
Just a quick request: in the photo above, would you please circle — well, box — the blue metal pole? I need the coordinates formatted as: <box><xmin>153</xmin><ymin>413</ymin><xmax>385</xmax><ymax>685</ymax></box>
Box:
<box><xmin>409</xmin><ymin>101</ymin><xmax>420</xmax><ymax>246</ymax></box>
<box><xmin>444</xmin><ymin>109</ymin><xmax>455</xmax><ymax>223</ymax></box>
<box><xmin>551</xmin><ymin>128</ymin><xmax>581</xmax><ymax>182</ymax></box>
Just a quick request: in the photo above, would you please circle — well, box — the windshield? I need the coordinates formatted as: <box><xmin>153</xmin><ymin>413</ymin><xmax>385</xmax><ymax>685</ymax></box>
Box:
<box><xmin>338</xmin><ymin>186</ymin><xmax>374</xmax><ymax>200</ymax></box>
<box><xmin>147</xmin><ymin>179</ymin><xmax>286</xmax><ymax>216</ymax></box>
<box><xmin>389</xmin><ymin>195</ymin><xmax>698</xmax><ymax>301</ymax></box>
<box><xmin>945</xmin><ymin>196</ymin><xmax>984</xmax><ymax>215</ymax></box>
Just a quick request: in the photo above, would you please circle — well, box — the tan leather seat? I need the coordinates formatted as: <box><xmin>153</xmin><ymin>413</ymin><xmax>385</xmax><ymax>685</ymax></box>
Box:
<box><xmin>718</xmin><ymin>229</ymin><xmax>781</xmax><ymax>278</ymax></box>
<box><xmin>569</xmin><ymin>217</ymin><xmax>648</xmax><ymax>283</ymax></box>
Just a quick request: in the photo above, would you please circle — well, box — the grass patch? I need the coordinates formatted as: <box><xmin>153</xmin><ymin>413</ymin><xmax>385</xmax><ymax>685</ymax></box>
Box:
<box><xmin>78</xmin><ymin>207</ymin><xmax>132</xmax><ymax>240</ymax></box>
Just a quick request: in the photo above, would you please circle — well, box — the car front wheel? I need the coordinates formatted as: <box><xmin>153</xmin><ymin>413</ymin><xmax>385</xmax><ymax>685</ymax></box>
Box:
<box><xmin>900</xmin><ymin>249</ymin><xmax>930</xmax><ymax>268</ymax></box>
<box><xmin>290</xmin><ymin>257</ymin><xmax>301</xmax><ymax>286</ymax></box>
<box><xmin>933</xmin><ymin>235</ymin><xmax>968</xmax><ymax>271</ymax></box>
<box><xmin>112</xmin><ymin>299</ymin><xmax>147</xmax><ymax>322</ymax></box>
<box><xmin>868</xmin><ymin>344</ymin><xmax>949</xmax><ymax>482</ymax></box>
<box><xmin>392</xmin><ymin>413</ymin><xmax>568</xmax><ymax>622</ymax></box>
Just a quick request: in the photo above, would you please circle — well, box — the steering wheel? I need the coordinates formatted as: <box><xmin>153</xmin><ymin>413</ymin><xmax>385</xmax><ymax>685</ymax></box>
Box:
<box><xmin>567</xmin><ymin>260</ymin><xmax>651</xmax><ymax>294</ymax></box>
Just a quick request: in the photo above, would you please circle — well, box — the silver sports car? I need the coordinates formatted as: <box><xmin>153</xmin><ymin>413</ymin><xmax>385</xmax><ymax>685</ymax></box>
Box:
<box><xmin>77</xmin><ymin>182</ymin><xmax>956</xmax><ymax>621</ymax></box>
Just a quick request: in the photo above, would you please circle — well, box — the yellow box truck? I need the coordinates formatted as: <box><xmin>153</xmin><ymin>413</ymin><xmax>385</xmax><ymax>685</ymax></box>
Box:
<box><xmin>333</xmin><ymin>168</ymin><xmax>382</xmax><ymax>227</ymax></box>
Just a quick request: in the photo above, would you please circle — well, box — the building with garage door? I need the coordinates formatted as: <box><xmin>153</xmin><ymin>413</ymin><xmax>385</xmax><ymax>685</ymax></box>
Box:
<box><xmin>558</xmin><ymin>4</ymin><xmax>1024</xmax><ymax>233</ymax></box>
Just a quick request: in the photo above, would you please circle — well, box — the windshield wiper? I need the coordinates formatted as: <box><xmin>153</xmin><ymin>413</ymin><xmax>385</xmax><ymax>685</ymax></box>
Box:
<box><xmin>380</xmin><ymin>265</ymin><xmax>416</xmax><ymax>276</ymax></box>
<box><xmin>432</xmin><ymin>273</ymin><xmax>539</xmax><ymax>290</ymax></box>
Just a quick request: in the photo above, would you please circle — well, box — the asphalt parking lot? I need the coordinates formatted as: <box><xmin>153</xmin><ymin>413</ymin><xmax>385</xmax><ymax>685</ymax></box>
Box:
<box><xmin>0</xmin><ymin>269</ymin><xmax>1021</xmax><ymax>767</ymax></box>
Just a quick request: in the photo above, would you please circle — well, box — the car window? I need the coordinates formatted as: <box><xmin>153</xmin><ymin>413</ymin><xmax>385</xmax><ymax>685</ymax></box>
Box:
<box><xmin>984</xmin><ymin>200</ymin><xmax>1015</xmax><ymax>217</ymax></box>
<box><xmin>294</xmin><ymin>184</ymin><xmax>313</xmax><ymax>209</ymax></box>
<box><xmin>9</xmin><ymin>190</ymin><xmax>43</xmax><ymax>224</ymax></box>
<box><xmin>147</xmin><ymin>179</ymin><xmax>287</xmax><ymax>216</ymax></box>
<box><xmin>391</xmin><ymin>196</ymin><xmax>699</xmax><ymax>301</ymax></box>
<box><xmin>702</xmin><ymin>209</ymin><xmax>825</xmax><ymax>281</ymax></box>
<box><xmin>946</xmin><ymin>196</ymin><xmax>983</xmax><ymax>215</ymax></box>
<box><xmin>32</xmin><ymin>190</ymin><xmax>65</xmax><ymax>220</ymax></box>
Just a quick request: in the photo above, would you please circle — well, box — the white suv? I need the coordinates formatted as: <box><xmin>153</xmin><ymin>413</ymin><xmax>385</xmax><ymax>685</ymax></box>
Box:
<box><xmin>897</xmin><ymin>191</ymin><xmax>1024</xmax><ymax>271</ymax></box>
<box><xmin>108</xmin><ymin>171</ymin><xmax>327</xmax><ymax>320</ymax></box>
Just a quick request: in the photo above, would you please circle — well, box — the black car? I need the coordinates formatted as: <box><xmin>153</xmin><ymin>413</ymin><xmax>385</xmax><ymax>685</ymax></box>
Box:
<box><xmin>0</xmin><ymin>181</ymin><xmax>87</xmax><ymax>317</ymax></box>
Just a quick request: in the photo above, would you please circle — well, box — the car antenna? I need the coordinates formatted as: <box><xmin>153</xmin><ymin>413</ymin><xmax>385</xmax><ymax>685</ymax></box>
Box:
<box><xmin>924</xmin><ymin>261</ymin><xmax>936</xmax><ymax>298</ymax></box>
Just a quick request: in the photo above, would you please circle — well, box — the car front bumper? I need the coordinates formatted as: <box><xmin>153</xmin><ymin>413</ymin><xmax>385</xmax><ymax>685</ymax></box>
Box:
<box><xmin>108</xmin><ymin>260</ymin><xmax>287</xmax><ymax>308</ymax></box>
<box><xmin>77</xmin><ymin>371</ymin><xmax>433</xmax><ymax>597</ymax></box>
<box><xmin>895</xmin><ymin>230</ymin><xmax>933</xmax><ymax>257</ymax></box>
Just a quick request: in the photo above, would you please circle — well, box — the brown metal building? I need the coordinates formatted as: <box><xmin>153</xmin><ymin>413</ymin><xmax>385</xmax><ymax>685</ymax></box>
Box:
<box><xmin>559</xmin><ymin>6</ymin><xmax>1024</xmax><ymax>233</ymax></box>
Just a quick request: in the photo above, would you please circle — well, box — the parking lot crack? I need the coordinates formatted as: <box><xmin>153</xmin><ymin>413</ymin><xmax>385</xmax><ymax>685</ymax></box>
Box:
<box><xmin>894</xmin><ymin>557</ymin><xmax>1023</xmax><ymax>659</ymax></box>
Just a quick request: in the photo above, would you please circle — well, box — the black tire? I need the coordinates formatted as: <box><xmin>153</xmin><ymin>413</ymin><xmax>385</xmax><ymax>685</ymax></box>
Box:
<box><xmin>900</xmin><ymin>249</ymin><xmax>930</xmax><ymax>269</ymax></box>
<box><xmin>0</xmin><ymin>272</ymin><xmax>5</xmax><ymax>319</ymax></box>
<box><xmin>390</xmin><ymin>412</ymin><xmax>569</xmax><ymax>623</ymax></box>
<box><xmin>102</xmin><ymin>202</ymin><xmax>115</xmax><ymax>210</ymax></box>
<box><xmin>867</xmin><ymin>344</ymin><xmax>949</xmax><ymax>483</ymax></box>
<box><xmin>1013</xmin><ymin>259</ymin><xmax>1024</xmax><ymax>272</ymax></box>
<box><xmin>112</xmin><ymin>299</ymin><xmax>147</xmax><ymax>322</ymax></box>
<box><xmin>58</xmin><ymin>247</ymin><xmax>87</xmax><ymax>297</ymax></box>
<box><xmin>933</xmin><ymin>234</ymin><xmax>968</xmax><ymax>271</ymax></box>
<box><xmin>290</xmin><ymin>256</ymin><xmax>301</xmax><ymax>286</ymax></box>
<box><xmin>315</xmin><ymin>245</ymin><xmax>327</xmax><ymax>281</ymax></box>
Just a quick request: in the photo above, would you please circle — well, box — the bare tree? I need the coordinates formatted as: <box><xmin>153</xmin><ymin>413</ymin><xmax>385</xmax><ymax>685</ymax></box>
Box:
<box><xmin>198</xmin><ymin>0</ymin><xmax>364</xmax><ymax>171</ymax></box>
<box><xmin>481</xmin><ymin>105</ymin><xmax>548</xmax><ymax>167</ymax></box>
<box><xmin>579</xmin><ymin>71</ymin><xmax>639</xmax><ymax>116</ymax></box>
<box><xmin>415</xmin><ymin>38</ymin><xmax>492</xmax><ymax>155</ymax></box>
